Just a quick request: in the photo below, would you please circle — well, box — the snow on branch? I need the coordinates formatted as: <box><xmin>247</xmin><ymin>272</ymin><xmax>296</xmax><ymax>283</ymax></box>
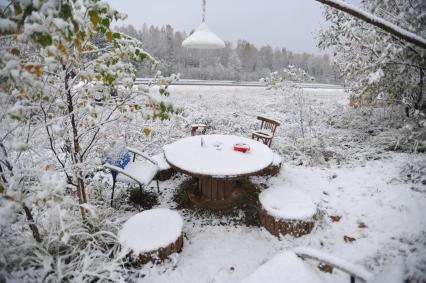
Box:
<box><xmin>315</xmin><ymin>0</ymin><xmax>426</xmax><ymax>49</ymax></box>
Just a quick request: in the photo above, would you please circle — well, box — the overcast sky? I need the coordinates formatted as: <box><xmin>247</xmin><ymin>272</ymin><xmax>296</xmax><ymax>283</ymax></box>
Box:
<box><xmin>107</xmin><ymin>0</ymin><xmax>329</xmax><ymax>54</ymax></box>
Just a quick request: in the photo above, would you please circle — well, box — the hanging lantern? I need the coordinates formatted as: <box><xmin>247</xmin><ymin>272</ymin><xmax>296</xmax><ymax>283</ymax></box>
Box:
<box><xmin>182</xmin><ymin>0</ymin><xmax>225</xmax><ymax>49</ymax></box>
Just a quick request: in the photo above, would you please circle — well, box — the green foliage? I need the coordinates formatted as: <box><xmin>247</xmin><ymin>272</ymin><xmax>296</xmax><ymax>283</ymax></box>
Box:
<box><xmin>31</xmin><ymin>32</ymin><xmax>53</xmax><ymax>47</ymax></box>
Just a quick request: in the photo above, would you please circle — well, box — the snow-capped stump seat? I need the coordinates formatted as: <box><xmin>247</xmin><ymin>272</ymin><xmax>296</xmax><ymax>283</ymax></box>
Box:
<box><xmin>118</xmin><ymin>208</ymin><xmax>184</xmax><ymax>264</ymax></box>
<box><xmin>239</xmin><ymin>251</ymin><xmax>325</xmax><ymax>283</ymax></box>
<box><xmin>258</xmin><ymin>188</ymin><xmax>317</xmax><ymax>237</ymax></box>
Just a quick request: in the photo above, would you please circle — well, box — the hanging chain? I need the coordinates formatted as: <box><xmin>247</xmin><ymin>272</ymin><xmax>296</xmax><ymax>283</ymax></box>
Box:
<box><xmin>202</xmin><ymin>0</ymin><xmax>206</xmax><ymax>22</ymax></box>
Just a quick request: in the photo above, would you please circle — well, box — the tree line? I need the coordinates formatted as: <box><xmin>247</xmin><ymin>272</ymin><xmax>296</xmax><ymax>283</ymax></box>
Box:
<box><xmin>115</xmin><ymin>24</ymin><xmax>341</xmax><ymax>83</ymax></box>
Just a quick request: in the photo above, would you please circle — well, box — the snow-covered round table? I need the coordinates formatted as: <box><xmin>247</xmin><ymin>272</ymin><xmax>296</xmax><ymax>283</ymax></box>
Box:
<box><xmin>164</xmin><ymin>135</ymin><xmax>274</xmax><ymax>209</ymax></box>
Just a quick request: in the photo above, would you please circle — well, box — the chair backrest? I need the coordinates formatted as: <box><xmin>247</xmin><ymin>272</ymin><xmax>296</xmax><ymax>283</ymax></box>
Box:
<box><xmin>105</xmin><ymin>141</ymin><xmax>130</xmax><ymax>179</ymax></box>
<box><xmin>191</xmin><ymin>124</ymin><xmax>208</xmax><ymax>136</ymax></box>
<box><xmin>257</xmin><ymin>116</ymin><xmax>280</xmax><ymax>135</ymax></box>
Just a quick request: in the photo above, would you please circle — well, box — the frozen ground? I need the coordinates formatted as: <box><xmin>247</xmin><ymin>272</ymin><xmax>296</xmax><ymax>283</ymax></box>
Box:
<box><xmin>100</xmin><ymin>85</ymin><xmax>426</xmax><ymax>282</ymax></box>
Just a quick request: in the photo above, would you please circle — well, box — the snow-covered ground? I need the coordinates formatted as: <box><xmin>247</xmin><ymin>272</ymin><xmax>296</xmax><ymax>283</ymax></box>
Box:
<box><xmin>103</xmin><ymin>85</ymin><xmax>426</xmax><ymax>282</ymax></box>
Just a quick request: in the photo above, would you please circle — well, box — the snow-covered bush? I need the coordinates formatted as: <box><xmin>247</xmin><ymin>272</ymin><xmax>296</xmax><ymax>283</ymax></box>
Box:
<box><xmin>262</xmin><ymin>66</ymin><xmax>319</xmax><ymax>152</ymax></box>
<box><xmin>317</xmin><ymin>0</ymin><xmax>425</xmax><ymax>115</ymax></box>
<box><xmin>0</xmin><ymin>1</ymin><xmax>178</xmax><ymax>279</ymax></box>
<box><xmin>0</xmin><ymin>0</ymin><xmax>177</xmax><ymax>222</ymax></box>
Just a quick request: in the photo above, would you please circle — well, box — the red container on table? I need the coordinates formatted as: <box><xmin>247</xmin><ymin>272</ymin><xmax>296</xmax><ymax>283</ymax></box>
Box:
<box><xmin>234</xmin><ymin>143</ymin><xmax>250</xmax><ymax>153</ymax></box>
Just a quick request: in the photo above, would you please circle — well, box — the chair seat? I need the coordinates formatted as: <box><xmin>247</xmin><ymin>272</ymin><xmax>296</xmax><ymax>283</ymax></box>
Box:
<box><xmin>252</xmin><ymin>130</ymin><xmax>273</xmax><ymax>139</ymax></box>
<box><xmin>152</xmin><ymin>153</ymin><xmax>171</xmax><ymax>171</ymax></box>
<box><xmin>116</xmin><ymin>161</ymin><xmax>158</xmax><ymax>185</ymax></box>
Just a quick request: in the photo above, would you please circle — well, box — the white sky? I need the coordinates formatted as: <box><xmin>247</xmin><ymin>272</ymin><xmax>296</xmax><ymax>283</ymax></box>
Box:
<box><xmin>107</xmin><ymin>0</ymin><xmax>329</xmax><ymax>54</ymax></box>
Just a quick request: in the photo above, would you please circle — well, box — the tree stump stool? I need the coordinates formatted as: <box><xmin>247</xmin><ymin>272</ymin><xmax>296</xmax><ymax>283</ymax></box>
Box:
<box><xmin>258</xmin><ymin>188</ymin><xmax>317</xmax><ymax>237</ymax></box>
<box><xmin>118</xmin><ymin>208</ymin><xmax>184</xmax><ymax>264</ymax></box>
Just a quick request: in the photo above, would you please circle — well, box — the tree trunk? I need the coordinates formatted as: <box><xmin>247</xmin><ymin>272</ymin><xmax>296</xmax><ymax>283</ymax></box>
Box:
<box><xmin>65</xmin><ymin>68</ymin><xmax>87</xmax><ymax>219</ymax></box>
<box><xmin>23</xmin><ymin>204</ymin><xmax>42</xmax><ymax>243</ymax></box>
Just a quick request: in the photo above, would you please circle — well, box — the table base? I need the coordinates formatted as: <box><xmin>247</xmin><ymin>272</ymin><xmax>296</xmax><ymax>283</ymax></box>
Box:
<box><xmin>187</xmin><ymin>177</ymin><xmax>248</xmax><ymax>209</ymax></box>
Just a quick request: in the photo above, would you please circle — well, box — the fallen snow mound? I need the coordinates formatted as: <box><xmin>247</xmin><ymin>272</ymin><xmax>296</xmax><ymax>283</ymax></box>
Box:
<box><xmin>118</xmin><ymin>208</ymin><xmax>183</xmax><ymax>254</ymax></box>
<box><xmin>259</xmin><ymin>188</ymin><xmax>317</xmax><ymax>220</ymax></box>
<box><xmin>239</xmin><ymin>251</ymin><xmax>324</xmax><ymax>283</ymax></box>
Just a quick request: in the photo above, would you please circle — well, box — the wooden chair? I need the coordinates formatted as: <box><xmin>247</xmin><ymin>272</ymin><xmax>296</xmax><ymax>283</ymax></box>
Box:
<box><xmin>104</xmin><ymin>143</ymin><xmax>159</xmax><ymax>206</ymax></box>
<box><xmin>191</xmin><ymin>124</ymin><xmax>208</xmax><ymax>136</ymax></box>
<box><xmin>251</xmin><ymin>116</ymin><xmax>280</xmax><ymax>147</ymax></box>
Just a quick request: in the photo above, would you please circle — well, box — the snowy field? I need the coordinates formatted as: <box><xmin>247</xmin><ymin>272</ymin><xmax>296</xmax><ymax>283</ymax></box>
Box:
<box><xmin>99</xmin><ymin>85</ymin><xmax>426</xmax><ymax>282</ymax></box>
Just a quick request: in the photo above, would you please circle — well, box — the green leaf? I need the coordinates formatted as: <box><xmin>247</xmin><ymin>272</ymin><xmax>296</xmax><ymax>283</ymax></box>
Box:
<box><xmin>138</xmin><ymin>53</ymin><xmax>148</xmax><ymax>61</ymax></box>
<box><xmin>60</xmin><ymin>3</ymin><xmax>72</xmax><ymax>20</ymax></box>
<box><xmin>10</xmin><ymin>48</ymin><xmax>20</xmax><ymax>56</ymax></box>
<box><xmin>0</xmin><ymin>184</ymin><xmax>4</xmax><ymax>193</ymax></box>
<box><xmin>101</xmin><ymin>18</ymin><xmax>110</xmax><ymax>28</ymax></box>
<box><xmin>31</xmin><ymin>32</ymin><xmax>52</xmax><ymax>47</ymax></box>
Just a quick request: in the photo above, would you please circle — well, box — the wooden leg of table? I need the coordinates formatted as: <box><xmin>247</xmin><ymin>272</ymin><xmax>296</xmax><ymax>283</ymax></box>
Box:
<box><xmin>187</xmin><ymin>177</ymin><xmax>248</xmax><ymax>209</ymax></box>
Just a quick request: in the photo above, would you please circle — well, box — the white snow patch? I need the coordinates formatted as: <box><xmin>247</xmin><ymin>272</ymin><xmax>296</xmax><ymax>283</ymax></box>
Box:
<box><xmin>239</xmin><ymin>251</ymin><xmax>324</xmax><ymax>283</ymax></box>
<box><xmin>259</xmin><ymin>188</ymin><xmax>317</xmax><ymax>220</ymax></box>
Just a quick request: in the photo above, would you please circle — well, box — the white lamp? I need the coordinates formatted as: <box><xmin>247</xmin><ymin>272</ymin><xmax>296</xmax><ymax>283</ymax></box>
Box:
<box><xmin>182</xmin><ymin>0</ymin><xmax>225</xmax><ymax>49</ymax></box>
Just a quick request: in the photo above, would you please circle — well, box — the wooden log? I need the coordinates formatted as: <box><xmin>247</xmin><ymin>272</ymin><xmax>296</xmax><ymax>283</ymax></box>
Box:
<box><xmin>136</xmin><ymin>234</ymin><xmax>184</xmax><ymax>264</ymax></box>
<box><xmin>258</xmin><ymin>189</ymin><xmax>317</xmax><ymax>237</ymax></box>
<box><xmin>259</xmin><ymin>208</ymin><xmax>315</xmax><ymax>237</ymax></box>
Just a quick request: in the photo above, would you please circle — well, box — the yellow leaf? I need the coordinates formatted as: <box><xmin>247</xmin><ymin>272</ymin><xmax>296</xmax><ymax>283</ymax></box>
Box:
<box><xmin>106</xmin><ymin>31</ymin><xmax>113</xmax><ymax>42</ymax></box>
<box><xmin>143</xmin><ymin>128</ymin><xmax>151</xmax><ymax>136</ymax></box>
<box><xmin>34</xmin><ymin>65</ymin><xmax>43</xmax><ymax>77</ymax></box>
<box><xmin>58</xmin><ymin>44</ymin><xmax>68</xmax><ymax>56</ymax></box>
<box><xmin>24</xmin><ymin>64</ymin><xmax>34</xmax><ymax>73</ymax></box>
<box><xmin>74</xmin><ymin>38</ymin><xmax>82</xmax><ymax>54</ymax></box>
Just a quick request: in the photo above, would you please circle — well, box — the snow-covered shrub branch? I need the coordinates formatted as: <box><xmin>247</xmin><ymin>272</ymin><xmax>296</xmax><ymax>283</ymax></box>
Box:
<box><xmin>317</xmin><ymin>0</ymin><xmax>425</xmax><ymax>115</ymax></box>
<box><xmin>315</xmin><ymin>0</ymin><xmax>426</xmax><ymax>49</ymax></box>
<box><xmin>262</xmin><ymin>66</ymin><xmax>318</xmax><ymax>151</ymax></box>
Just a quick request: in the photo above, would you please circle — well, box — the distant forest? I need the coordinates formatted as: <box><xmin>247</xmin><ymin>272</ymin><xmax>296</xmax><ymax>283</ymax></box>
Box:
<box><xmin>115</xmin><ymin>24</ymin><xmax>341</xmax><ymax>83</ymax></box>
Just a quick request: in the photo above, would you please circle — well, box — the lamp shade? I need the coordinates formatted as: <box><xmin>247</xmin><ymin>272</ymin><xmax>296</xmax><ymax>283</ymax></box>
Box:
<box><xmin>182</xmin><ymin>22</ymin><xmax>225</xmax><ymax>49</ymax></box>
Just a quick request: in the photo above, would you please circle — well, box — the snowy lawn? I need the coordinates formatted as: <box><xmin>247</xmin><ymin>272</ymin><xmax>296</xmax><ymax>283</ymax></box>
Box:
<box><xmin>96</xmin><ymin>85</ymin><xmax>425</xmax><ymax>282</ymax></box>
